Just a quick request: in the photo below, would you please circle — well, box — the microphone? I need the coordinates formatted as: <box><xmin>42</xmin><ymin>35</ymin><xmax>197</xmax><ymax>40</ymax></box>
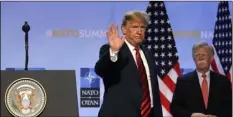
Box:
<box><xmin>22</xmin><ymin>21</ymin><xmax>30</xmax><ymax>71</ymax></box>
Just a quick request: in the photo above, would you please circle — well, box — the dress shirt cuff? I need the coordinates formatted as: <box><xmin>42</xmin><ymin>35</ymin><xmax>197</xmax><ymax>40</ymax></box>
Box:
<box><xmin>109</xmin><ymin>48</ymin><xmax>119</xmax><ymax>62</ymax></box>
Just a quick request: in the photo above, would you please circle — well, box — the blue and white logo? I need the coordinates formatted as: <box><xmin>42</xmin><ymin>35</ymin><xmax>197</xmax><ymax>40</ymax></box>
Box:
<box><xmin>80</xmin><ymin>68</ymin><xmax>100</xmax><ymax>88</ymax></box>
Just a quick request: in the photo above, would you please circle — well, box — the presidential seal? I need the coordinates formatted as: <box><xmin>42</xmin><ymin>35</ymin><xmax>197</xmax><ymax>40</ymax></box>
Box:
<box><xmin>5</xmin><ymin>78</ymin><xmax>47</xmax><ymax>117</ymax></box>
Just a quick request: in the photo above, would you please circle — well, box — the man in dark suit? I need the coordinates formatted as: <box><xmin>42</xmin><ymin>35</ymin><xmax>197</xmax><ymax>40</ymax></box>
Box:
<box><xmin>170</xmin><ymin>42</ymin><xmax>232</xmax><ymax>117</ymax></box>
<box><xmin>94</xmin><ymin>10</ymin><xmax>162</xmax><ymax>117</ymax></box>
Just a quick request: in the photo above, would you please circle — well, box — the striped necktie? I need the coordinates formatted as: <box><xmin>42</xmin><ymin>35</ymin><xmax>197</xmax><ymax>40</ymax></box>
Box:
<box><xmin>135</xmin><ymin>47</ymin><xmax>151</xmax><ymax>117</ymax></box>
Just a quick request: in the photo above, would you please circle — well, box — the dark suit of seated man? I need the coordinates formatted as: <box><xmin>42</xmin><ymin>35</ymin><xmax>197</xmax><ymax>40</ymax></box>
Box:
<box><xmin>94</xmin><ymin>10</ymin><xmax>163</xmax><ymax>117</ymax></box>
<box><xmin>170</xmin><ymin>42</ymin><xmax>232</xmax><ymax>117</ymax></box>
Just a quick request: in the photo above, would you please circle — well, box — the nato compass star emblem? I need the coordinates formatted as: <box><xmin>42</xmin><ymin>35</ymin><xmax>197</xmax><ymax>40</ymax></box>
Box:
<box><xmin>84</xmin><ymin>72</ymin><xmax>97</xmax><ymax>87</ymax></box>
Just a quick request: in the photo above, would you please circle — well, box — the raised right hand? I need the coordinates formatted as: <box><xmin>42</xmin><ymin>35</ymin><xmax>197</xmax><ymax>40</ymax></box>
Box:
<box><xmin>106</xmin><ymin>24</ymin><xmax>125</xmax><ymax>53</ymax></box>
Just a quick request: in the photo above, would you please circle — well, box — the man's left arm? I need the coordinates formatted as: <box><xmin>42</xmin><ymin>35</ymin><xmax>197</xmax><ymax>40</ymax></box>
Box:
<box><xmin>217</xmin><ymin>77</ymin><xmax>232</xmax><ymax>117</ymax></box>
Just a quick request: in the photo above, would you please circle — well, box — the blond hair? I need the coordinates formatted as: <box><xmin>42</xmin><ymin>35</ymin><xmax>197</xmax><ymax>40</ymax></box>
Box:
<box><xmin>121</xmin><ymin>10</ymin><xmax>149</xmax><ymax>27</ymax></box>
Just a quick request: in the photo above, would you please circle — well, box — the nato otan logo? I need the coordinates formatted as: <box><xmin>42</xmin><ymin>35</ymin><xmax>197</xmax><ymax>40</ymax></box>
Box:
<box><xmin>80</xmin><ymin>68</ymin><xmax>100</xmax><ymax>107</ymax></box>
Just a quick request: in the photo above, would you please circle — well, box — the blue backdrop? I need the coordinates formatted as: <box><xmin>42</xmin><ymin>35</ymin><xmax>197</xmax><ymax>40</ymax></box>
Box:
<box><xmin>1</xmin><ymin>1</ymin><xmax>232</xmax><ymax>116</ymax></box>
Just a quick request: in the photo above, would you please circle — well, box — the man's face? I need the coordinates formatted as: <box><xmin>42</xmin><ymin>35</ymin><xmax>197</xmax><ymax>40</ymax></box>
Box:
<box><xmin>193</xmin><ymin>47</ymin><xmax>213</xmax><ymax>72</ymax></box>
<box><xmin>122</xmin><ymin>18</ymin><xmax>146</xmax><ymax>47</ymax></box>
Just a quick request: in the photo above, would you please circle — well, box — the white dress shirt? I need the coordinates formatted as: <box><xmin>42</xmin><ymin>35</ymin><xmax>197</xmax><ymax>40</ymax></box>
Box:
<box><xmin>196</xmin><ymin>70</ymin><xmax>210</xmax><ymax>94</ymax></box>
<box><xmin>109</xmin><ymin>40</ymin><xmax>154</xmax><ymax>108</ymax></box>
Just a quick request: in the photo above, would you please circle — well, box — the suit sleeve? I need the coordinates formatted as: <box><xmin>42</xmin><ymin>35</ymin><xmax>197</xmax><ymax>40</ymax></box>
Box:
<box><xmin>170</xmin><ymin>78</ymin><xmax>192</xmax><ymax>117</ymax></box>
<box><xmin>94</xmin><ymin>44</ymin><xmax>119</xmax><ymax>78</ymax></box>
<box><xmin>217</xmin><ymin>76</ymin><xmax>232</xmax><ymax>117</ymax></box>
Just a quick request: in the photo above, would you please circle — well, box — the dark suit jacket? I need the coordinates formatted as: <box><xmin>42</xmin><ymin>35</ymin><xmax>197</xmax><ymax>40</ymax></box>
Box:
<box><xmin>94</xmin><ymin>43</ymin><xmax>163</xmax><ymax>117</ymax></box>
<box><xmin>170</xmin><ymin>70</ymin><xmax>232</xmax><ymax>117</ymax></box>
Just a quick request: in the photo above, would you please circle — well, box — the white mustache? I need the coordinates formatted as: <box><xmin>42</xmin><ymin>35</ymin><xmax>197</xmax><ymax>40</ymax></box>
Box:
<box><xmin>197</xmin><ymin>60</ymin><xmax>207</xmax><ymax>64</ymax></box>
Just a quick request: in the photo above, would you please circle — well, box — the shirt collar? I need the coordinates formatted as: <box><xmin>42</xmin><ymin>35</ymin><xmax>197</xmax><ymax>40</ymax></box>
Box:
<box><xmin>196</xmin><ymin>69</ymin><xmax>210</xmax><ymax>79</ymax></box>
<box><xmin>125</xmin><ymin>39</ymin><xmax>139</xmax><ymax>52</ymax></box>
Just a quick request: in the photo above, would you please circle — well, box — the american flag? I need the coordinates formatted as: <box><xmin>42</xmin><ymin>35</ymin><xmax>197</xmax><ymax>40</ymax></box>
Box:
<box><xmin>143</xmin><ymin>1</ymin><xmax>182</xmax><ymax>116</ymax></box>
<box><xmin>211</xmin><ymin>1</ymin><xmax>232</xmax><ymax>83</ymax></box>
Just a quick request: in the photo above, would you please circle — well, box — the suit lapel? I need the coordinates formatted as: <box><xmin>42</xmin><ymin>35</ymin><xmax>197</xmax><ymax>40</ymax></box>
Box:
<box><xmin>121</xmin><ymin>42</ymin><xmax>141</xmax><ymax>85</ymax></box>
<box><xmin>207</xmin><ymin>71</ymin><xmax>217</xmax><ymax>112</ymax></box>
<box><xmin>119</xmin><ymin>43</ymin><xmax>143</xmax><ymax>110</ymax></box>
<box><xmin>122</xmin><ymin>43</ymin><xmax>156</xmax><ymax>91</ymax></box>
<box><xmin>140</xmin><ymin>46</ymin><xmax>156</xmax><ymax>93</ymax></box>
<box><xmin>191</xmin><ymin>71</ymin><xmax>206</xmax><ymax>111</ymax></box>
<box><xmin>121</xmin><ymin>43</ymin><xmax>157</xmax><ymax>104</ymax></box>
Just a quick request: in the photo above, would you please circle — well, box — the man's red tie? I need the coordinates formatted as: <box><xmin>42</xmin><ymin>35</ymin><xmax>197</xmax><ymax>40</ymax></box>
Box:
<box><xmin>201</xmin><ymin>73</ymin><xmax>208</xmax><ymax>109</ymax></box>
<box><xmin>135</xmin><ymin>47</ymin><xmax>151</xmax><ymax>117</ymax></box>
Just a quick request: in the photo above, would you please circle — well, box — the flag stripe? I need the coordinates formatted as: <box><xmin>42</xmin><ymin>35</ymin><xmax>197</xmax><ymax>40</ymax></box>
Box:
<box><xmin>161</xmin><ymin>105</ymin><xmax>172</xmax><ymax>116</ymax></box>
<box><xmin>211</xmin><ymin>45</ymin><xmax>225</xmax><ymax>75</ymax></box>
<box><xmin>158</xmin><ymin>77</ymin><xmax>173</xmax><ymax>102</ymax></box>
<box><xmin>229</xmin><ymin>66</ymin><xmax>232</xmax><ymax>82</ymax></box>
<box><xmin>227</xmin><ymin>73</ymin><xmax>231</xmax><ymax>82</ymax></box>
<box><xmin>211</xmin><ymin>59</ymin><xmax>220</xmax><ymax>73</ymax></box>
<box><xmin>168</xmin><ymin>62</ymin><xmax>181</xmax><ymax>84</ymax></box>
<box><xmin>159</xmin><ymin>92</ymin><xmax>171</xmax><ymax>115</ymax></box>
<box><xmin>173</xmin><ymin>62</ymin><xmax>182</xmax><ymax>76</ymax></box>
<box><xmin>162</xmin><ymin>75</ymin><xmax>176</xmax><ymax>92</ymax></box>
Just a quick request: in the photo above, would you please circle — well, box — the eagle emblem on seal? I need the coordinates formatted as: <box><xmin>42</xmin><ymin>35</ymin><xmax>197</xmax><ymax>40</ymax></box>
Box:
<box><xmin>5</xmin><ymin>78</ymin><xmax>46</xmax><ymax>117</ymax></box>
